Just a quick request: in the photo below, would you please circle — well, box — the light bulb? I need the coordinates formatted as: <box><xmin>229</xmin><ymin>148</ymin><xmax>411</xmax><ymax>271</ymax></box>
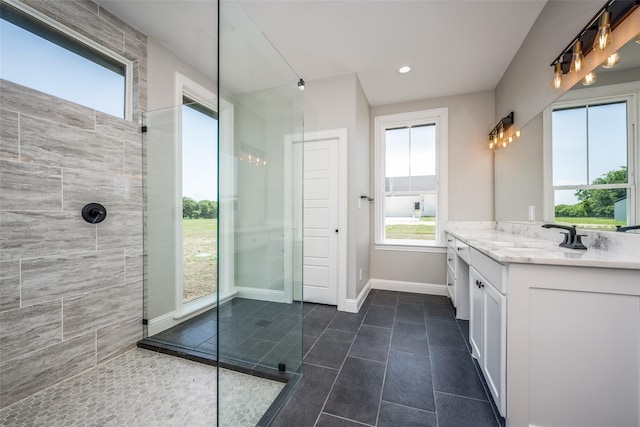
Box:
<box><xmin>636</xmin><ymin>33</ymin><xmax>640</xmax><ymax>44</ymax></box>
<box><xmin>602</xmin><ymin>52</ymin><xmax>619</xmax><ymax>69</ymax></box>
<box><xmin>263</xmin><ymin>160</ymin><xmax>267</xmax><ymax>165</ymax></box>
<box><xmin>551</xmin><ymin>63</ymin><xmax>563</xmax><ymax>90</ymax></box>
<box><xmin>508</xmin><ymin>136</ymin><xmax>513</xmax><ymax>143</ymax></box>
<box><xmin>582</xmin><ymin>72</ymin><xmax>597</xmax><ymax>86</ymax></box>
<box><xmin>569</xmin><ymin>41</ymin><xmax>584</xmax><ymax>73</ymax></box>
<box><xmin>502</xmin><ymin>141</ymin><xmax>507</xmax><ymax>148</ymax></box>
<box><xmin>516</xmin><ymin>130</ymin><xmax>521</xmax><ymax>138</ymax></box>
<box><xmin>499</xmin><ymin>123</ymin><xmax>504</xmax><ymax>140</ymax></box>
<box><xmin>489</xmin><ymin>142</ymin><xmax>494</xmax><ymax>150</ymax></box>
<box><xmin>593</xmin><ymin>11</ymin><xmax>612</xmax><ymax>51</ymax></box>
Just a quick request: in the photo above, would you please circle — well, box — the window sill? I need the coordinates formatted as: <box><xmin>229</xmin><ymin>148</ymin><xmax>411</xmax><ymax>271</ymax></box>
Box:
<box><xmin>374</xmin><ymin>243</ymin><xmax>446</xmax><ymax>253</ymax></box>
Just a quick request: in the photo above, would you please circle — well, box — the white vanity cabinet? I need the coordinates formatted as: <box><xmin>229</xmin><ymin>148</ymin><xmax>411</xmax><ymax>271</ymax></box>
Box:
<box><xmin>445</xmin><ymin>233</ymin><xmax>470</xmax><ymax>320</ymax></box>
<box><xmin>469</xmin><ymin>250</ymin><xmax>507</xmax><ymax>416</ymax></box>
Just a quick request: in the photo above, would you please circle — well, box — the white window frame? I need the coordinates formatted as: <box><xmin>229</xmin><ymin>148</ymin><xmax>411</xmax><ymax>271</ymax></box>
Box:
<box><xmin>2</xmin><ymin>0</ymin><xmax>134</xmax><ymax>120</ymax></box>
<box><xmin>374</xmin><ymin>108</ymin><xmax>448</xmax><ymax>251</ymax></box>
<box><xmin>543</xmin><ymin>84</ymin><xmax>638</xmax><ymax>225</ymax></box>
<box><xmin>173</xmin><ymin>72</ymin><xmax>235</xmax><ymax>319</ymax></box>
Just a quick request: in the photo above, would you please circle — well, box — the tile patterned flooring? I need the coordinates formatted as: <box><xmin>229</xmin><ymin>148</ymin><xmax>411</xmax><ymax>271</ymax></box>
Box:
<box><xmin>270</xmin><ymin>290</ymin><xmax>505</xmax><ymax>427</ymax></box>
<box><xmin>0</xmin><ymin>348</ymin><xmax>284</xmax><ymax>426</ymax></box>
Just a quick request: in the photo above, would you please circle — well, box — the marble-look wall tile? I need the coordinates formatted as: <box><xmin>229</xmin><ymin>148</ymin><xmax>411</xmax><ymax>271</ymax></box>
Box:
<box><xmin>125</xmin><ymin>247</ymin><xmax>143</xmax><ymax>286</ymax></box>
<box><xmin>97</xmin><ymin>316</ymin><xmax>141</xmax><ymax>364</ymax></box>
<box><xmin>124</xmin><ymin>137</ymin><xmax>143</xmax><ymax>178</ymax></box>
<box><xmin>20</xmin><ymin>115</ymin><xmax>123</xmax><ymax>174</ymax></box>
<box><xmin>124</xmin><ymin>26</ymin><xmax>147</xmax><ymax>62</ymax></box>
<box><xmin>0</xmin><ymin>160</ymin><xmax>62</xmax><ymax>211</ymax></box>
<box><xmin>95</xmin><ymin>111</ymin><xmax>139</xmax><ymax>142</ymax></box>
<box><xmin>97</xmin><ymin>211</ymin><xmax>143</xmax><ymax>250</ymax></box>
<box><xmin>0</xmin><ymin>301</ymin><xmax>62</xmax><ymax>362</ymax></box>
<box><xmin>0</xmin><ymin>80</ymin><xmax>95</xmax><ymax>130</ymax></box>
<box><xmin>0</xmin><ymin>212</ymin><xmax>96</xmax><ymax>261</ymax></box>
<box><xmin>21</xmin><ymin>0</ymin><xmax>124</xmax><ymax>54</ymax></box>
<box><xmin>63</xmin><ymin>169</ymin><xmax>142</xmax><ymax>212</ymax></box>
<box><xmin>63</xmin><ymin>281</ymin><xmax>142</xmax><ymax>339</ymax></box>
<box><xmin>21</xmin><ymin>249</ymin><xmax>124</xmax><ymax>306</ymax></box>
<box><xmin>0</xmin><ymin>261</ymin><xmax>21</xmax><ymax>312</ymax></box>
<box><xmin>0</xmin><ymin>109</ymin><xmax>19</xmax><ymax>160</ymax></box>
<box><xmin>0</xmin><ymin>333</ymin><xmax>95</xmax><ymax>408</ymax></box>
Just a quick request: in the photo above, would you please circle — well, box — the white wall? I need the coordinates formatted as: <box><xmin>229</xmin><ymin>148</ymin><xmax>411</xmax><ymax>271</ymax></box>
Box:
<box><xmin>304</xmin><ymin>73</ymin><xmax>371</xmax><ymax>300</ymax></box>
<box><xmin>370</xmin><ymin>91</ymin><xmax>495</xmax><ymax>285</ymax></box>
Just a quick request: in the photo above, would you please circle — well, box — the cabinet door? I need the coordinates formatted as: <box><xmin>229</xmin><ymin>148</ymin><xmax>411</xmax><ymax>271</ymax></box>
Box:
<box><xmin>469</xmin><ymin>267</ymin><xmax>484</xmax><ymax>360</ymax></box>
<box><xmin>483</xmin><ymin>282</ymin><xmax>507</xmax><ymax>416</ymax></box>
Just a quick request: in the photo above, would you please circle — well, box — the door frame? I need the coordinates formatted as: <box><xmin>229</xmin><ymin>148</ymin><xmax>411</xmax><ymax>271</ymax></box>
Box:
<box><xmin>284</xmin><ymin>128</ymin><xmax>348</xmax><ymax>310</ymax></box>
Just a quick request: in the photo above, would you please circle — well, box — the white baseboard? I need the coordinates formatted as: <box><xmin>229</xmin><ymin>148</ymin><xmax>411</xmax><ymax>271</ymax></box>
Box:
<box><xmin>343</xmin><ymin>279</ymin><xmax>372</xmax><ymax>313</ymax></box>
<box><xmin>370</xmin><ymin>279</ymin><xmax>447</xmax><ymax>296</ymax></box>
<box><xmin>235</xmin><ymin>287</ymin><xmax>290</xmax><ymax>303</ymax></box>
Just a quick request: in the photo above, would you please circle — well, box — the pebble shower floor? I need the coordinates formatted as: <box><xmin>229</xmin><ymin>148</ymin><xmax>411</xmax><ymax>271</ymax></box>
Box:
<box><xmin>0</xmin><ymin>348</ymin><xmax>284</xmax><ymax>426</ymax></box>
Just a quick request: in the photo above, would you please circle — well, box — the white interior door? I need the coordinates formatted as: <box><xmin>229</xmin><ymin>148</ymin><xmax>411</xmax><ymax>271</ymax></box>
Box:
<box><xmin>297</xmin><ymin>138</ymin><xmax>339</xmax><ymax>305</ymax></box>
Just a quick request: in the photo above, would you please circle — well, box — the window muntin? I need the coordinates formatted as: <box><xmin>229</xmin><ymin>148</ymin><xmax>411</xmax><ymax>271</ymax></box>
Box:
<box><xmin>375</xmin><ymin>108</ymin><xmax>447</xmax><ymax>248</ymax></box>
<box><xmin>0</xmin><ymin>3</ymin><xmax>127</xmax><ymax>118</ymax></box>
<box><xmin>550</xmin><ymin>99</ymin><xmax>633</xmax><ymax>230</ymax></box>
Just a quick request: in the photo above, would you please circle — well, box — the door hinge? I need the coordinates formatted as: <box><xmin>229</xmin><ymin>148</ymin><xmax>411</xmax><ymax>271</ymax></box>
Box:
<box><xmin>141</xmin><ymin>125</ymin><xmax>148</xmax><ymax>133</ymax></box>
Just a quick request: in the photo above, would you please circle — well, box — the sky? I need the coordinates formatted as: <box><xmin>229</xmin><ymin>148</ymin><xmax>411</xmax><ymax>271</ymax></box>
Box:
<box><xmin>182</xmin><ymin>105</ymin><xmax>218</xmax><ymax>202</ymax></box>
<box><xmin>0</xmin><ymin>18</ymin><xmax>125</xmax><ymax>117</ymax></box>
<box><xmin>552</xmin><ymin>102</ymin><xmax>627</xmax><ymax>205</ymax></box>
<box><xmin>386</xmin><ymin>124</ymin><xmax>436</xmax><ymax>178</ymax></box>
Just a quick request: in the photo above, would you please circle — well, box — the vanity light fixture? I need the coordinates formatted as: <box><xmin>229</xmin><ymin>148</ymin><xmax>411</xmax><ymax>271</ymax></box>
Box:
<box><xmin>593</xmin><ymin>10</ymin><xmax>613</xmax><ymax>51</ymax></box>
<box><xmin>602</xmin><ymin>51</ymin><xmax>620</xmax><ymax>68</ymax></box>
<box><xmin>582</xmin><ymin>71</ymin><xmax>597</xmax><ymax>85</ymax></box>
<box><xmin>488</xmin><ymin>112</ymin><xmax>522</xmax><ymax>150</ymax></box>
<box><xmin>569</xmin><ymin>40</ymin><xmax>584</xmax><ymax>73</ymax></box>
<box><xmin>551</xmin><ymin>62</ymin><xmax>563</xmax><ymax>90</ymax></box>
<box><xmin>398</xmin><ymin>65</ymin><xmax>411</xmax><ymax>74</ymax></box>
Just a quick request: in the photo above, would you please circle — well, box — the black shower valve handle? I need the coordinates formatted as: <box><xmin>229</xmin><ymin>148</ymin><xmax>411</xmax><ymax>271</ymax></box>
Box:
<box><xmin>82</xmin><ymin>203</ymin><xmax>108</xmax><ymax>224</ymax></box>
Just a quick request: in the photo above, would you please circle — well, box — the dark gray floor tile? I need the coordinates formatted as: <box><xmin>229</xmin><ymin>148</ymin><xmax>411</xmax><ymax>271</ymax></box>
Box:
<box><xmin>371</xmin><ymin>292</ymin><xmax>398</xmax><ymax>308</ymax></box>
<box><xmin>304</xmin><ymin>329</ymin><xmax>355</xmax><ymax>369</ymax></box>
<box><xmin>424</xmin><ymin>302</ymin><xmax>455</xmax><ymax>320</ymax></box>
<box><xmin>303</xmin><ymin>303</ymin><xmax>318</xmax><ymax>317</ymax></box>
<box><xmin>398</xmin><ymin>293</ymin><xmax>424</xmax><ymax>305</ymax></box>
<box><xmin>362</xmin><ymin>305</ymin><xmax>395</xmax><ymax>329</ymax></box>
<box><xmin>324</xmin><ymin>356</ymin><xmax>386</xmax><ymax>425</ymax></box>
<box><xmin>360</xmin><ymin>291</ymin><xmax>375</xmax><ymax>311</ymax></box>
<box><xmin>457</xmin><ymin>319</ymin><xmax>471</xmax><ymax>353</ymax></box>
<box><xmin>219</xmin><ymin>337</ymin><xmax>277</xmax><ymax>364</ymax></box>
<box><xmin>423</xmin><ymin>295</ymin><xmax>451</xmax><ymax>306</ymax></box>
<box><xmin>382</xmin><ymin>350</ymin><xmax>434</xmax><ymax>412</ymax></box>
<box><xmin>426</xmin><ymin>319</ymin><xmax>467</xmax><ymax>350</ymax></box>
<box><xmin>316</xmin><ymin>413</ymin><xmax>366</xmax><ymax>427</ymax></box>
<box><xmin>435</xmin><ymin>392</ymin><xmax>498</xmax><ymax>427</ymax></box>
<box><xmin>391</xmin><ymin>322</ymin><xmax>429</xmax><ymax>356</ymax></box>
<box><xmin>395</xmin><ymin>303</ymin><xmax>425</xmax><ymax>325</ymax></box>
<box><xmin>314</xmin><ymin>304</ymin><xmax>338</xmax><ymax>313</ymax></box>
<box><xmin>258</xmin><ymin>340</ymin><xmax>302</xmax><ymax>373</ymax></box>
<box><xmin>348</xmin><ymin>325</ymin><xmax>391</xmax><ymax>362</ymax></box>
<box><xmin>378</xmin><ymin>401</ymin><xmax>436</xmax><ymax>427</ymax></box>
<box><xmin>328</xmin><ymin>311</ymin><xmax>365</xmax><ymax>333</ymax></box>
<box><xmin>303</xmin><ymin>334</ymin><xmax>319</xmax><ymax>357</ymax></box>
<box><xmin>430</xmin><ymin>345</ymin><xmax>488</xmax><ymax>400</ymax></box>
<box><xmin>304</xmin><ymin>309</ymin><xmax>338</xmax><ymax>337</ymax></box>
<box><xmin>270</xmin><ymin>363</ymin><xmax>339</xmax><ymax>427</ymax></box>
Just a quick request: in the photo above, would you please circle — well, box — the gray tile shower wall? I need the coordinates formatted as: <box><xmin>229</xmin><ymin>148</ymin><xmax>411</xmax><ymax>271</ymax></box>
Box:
<box><xmin>0</xmin><ymin>0</ymin><xmax>147</xmax><ymax>409</ymax></box>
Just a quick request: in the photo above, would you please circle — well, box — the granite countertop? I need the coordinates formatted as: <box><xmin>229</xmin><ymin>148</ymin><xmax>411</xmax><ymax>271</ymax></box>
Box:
<box><xmin>446</xmin><ymin>227</ymin><xmax>640</xmax><ymax>270</ymax></box>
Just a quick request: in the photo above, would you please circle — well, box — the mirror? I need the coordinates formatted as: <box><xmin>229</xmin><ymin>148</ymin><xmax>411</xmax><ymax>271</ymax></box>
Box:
<box><xmin>495</xmin><ymin>34</ymin><xmax>640</xmax><ymax>234</ymax></box>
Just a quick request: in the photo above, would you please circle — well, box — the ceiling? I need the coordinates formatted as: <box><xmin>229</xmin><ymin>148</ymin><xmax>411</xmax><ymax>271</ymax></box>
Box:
<box><xmin>98</xmin><ymin>0</ymin><xmax>548</xmax><ymax>106</ymax></box>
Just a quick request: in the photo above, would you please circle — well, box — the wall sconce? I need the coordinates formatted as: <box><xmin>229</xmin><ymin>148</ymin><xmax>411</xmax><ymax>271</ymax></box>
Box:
<box><xmin>549</xmin><ymin>0</ymin><xmax>638</xmax><ymax>90</ymax></box>
<box><xmin>488</xmin><ymin>112</ymin><xmax>522</xmax><ymax>150</ymax></box>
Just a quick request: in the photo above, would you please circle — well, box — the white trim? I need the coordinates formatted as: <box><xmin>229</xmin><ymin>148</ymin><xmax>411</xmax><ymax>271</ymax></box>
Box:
<box><xmin>284</xmin><ymin>128</ymin><xmax>349</xmax><ymax>311</ymax></box>
<box><xmin>373</xmin><ymin>244</ymin><xmax>446</xmax><ymax>253</ymax></box>
<box><xmin>173</xmin><ymin>72</ymin><xmax>235</xmax><ymax>317</ymax></box>
<box><xmin>343</xmin><ymin>279</ymin><xmax>372</xmax><ymax>313</ymax></box>
<box><xmin>373</xmin><ymin>108</ymin><xmax>449</xmax><ymax>247</ymax></box>
<box><xmin>3</xmin><ymin>0</ymin><xmax>134</xmax><ymax>121</ymax></box>
<box><xmin>543</xmin><ymin>86</ymin><xmax>638</xmax><ymax>223</ymax></box>
<box><xmin>370</xmin><ymin>278</ymin><xmax>448</xmax><ymax>296</ymax></box>
<box><xmin>147</xmin><ymin>292</ymin><xmax>237</xmax><ymax>335</ymax></box>
<box><xmin>235</xmin><ymin>287</ymin><xmax>290</xmax><ymax>304</ymax></box>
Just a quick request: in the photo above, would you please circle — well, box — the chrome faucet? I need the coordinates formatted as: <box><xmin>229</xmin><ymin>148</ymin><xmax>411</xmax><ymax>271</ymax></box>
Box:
<box><xmin>541</xmin><ymin>224</ymin><xmax>587</xmax><ymax>250</ymax></box>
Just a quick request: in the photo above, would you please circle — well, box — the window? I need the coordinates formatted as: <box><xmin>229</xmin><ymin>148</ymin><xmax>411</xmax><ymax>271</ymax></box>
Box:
<box><xmin>374</xmin><ymin>108</ymin><xmax>448</xmax><ymax>248</ymax></box>
<box><xmin>546</xmin><ymin>96</ymin><xmax>635</xmax><ymax>230</ymax></box>
<box><xmin>0</xmin><ymin>3</ymin><xmax>130</xmax><ymax>118</ymax></box>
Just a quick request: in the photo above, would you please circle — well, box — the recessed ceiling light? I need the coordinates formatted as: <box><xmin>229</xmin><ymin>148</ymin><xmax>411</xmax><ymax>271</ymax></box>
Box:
<box><xmin>398</xmin><ymin>66</ymin><xmax>411</xmax><ymax>74</ymax></box>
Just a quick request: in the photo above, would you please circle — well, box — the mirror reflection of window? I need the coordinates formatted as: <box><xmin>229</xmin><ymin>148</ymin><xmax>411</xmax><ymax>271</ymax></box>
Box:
<box><xmin>181</xmin><ymin>98</ymin><xmax>218</xmax><ymax>303</ymax></box>
<box><xmin>551</xmin><ymin>100</ymin><xmax>632</xmax><ymax>230</ymax></box>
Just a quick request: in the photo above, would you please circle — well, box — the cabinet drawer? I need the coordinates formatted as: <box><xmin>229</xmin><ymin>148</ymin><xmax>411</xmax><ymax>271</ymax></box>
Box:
<box><xmin>455</xmin><ymin>240</ymin><xmax>470</xmax><ymax>264</ymax></box>
<box><xmin>446</xmin><ymin>247</ymin><xmax>455</xmax><ymax>270</ymax></box>
<box><xmin>470</xmin><ymin>248</ymin><xmax>506</xmax><ymax>294</ymax></box>
<box><xmin>446</xmin><ymin>234</ymin><xmax>456</xmax><ymax>249</ymax></box>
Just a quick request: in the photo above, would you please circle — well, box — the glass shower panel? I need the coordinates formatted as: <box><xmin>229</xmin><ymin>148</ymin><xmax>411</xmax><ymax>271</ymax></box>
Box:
<box><xmin>219</xmin><ymin>0</ymin><xmax>304</xmax><ymax>425</ymax></box>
